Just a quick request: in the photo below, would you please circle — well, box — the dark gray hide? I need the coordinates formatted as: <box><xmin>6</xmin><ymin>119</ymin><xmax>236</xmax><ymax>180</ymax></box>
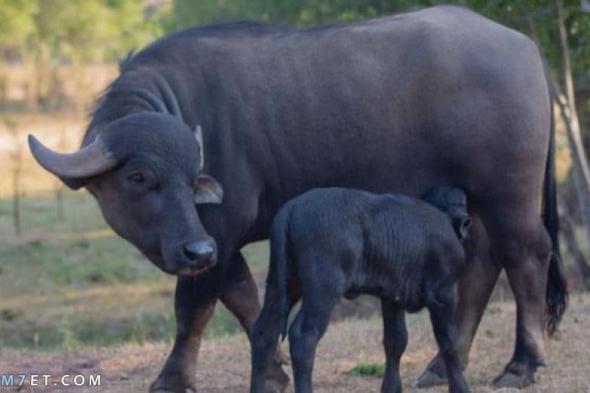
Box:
<box><xmin>251</xmin><ymin>186</ymin><xmax>472</xmax><ymax>393</ymax></box>
<box><xmin>28</xmin><ymin>6</ymin><xmax>566</xmax><ymax>392</ymax></box>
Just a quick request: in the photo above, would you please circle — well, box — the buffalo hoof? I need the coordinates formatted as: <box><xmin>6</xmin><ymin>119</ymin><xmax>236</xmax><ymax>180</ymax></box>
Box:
<box><xmin>493</xmin><ymin>370</ymin><xmax>534</xmax><ymax>389</ymax></box>
<box><xmin>493</xmin><ymin>359</ymin><xmax>542</xmax><ymax>389</ymax></box>
<box><xmin>413</xmin><ymin>369</ymin><xmax>447</xmax><ymax>389</ymax></box>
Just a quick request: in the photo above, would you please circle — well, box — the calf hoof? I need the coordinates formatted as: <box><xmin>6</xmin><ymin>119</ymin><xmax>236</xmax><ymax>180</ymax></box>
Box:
<box><xmin>413</xmin><ymin>369</ymin><xmax>447</xmax><ymax>388</ymax></box>
<box><xmin>149</xmin><ymin>380</ymin><xmax>197</xmax><ymax>393</ymax></box>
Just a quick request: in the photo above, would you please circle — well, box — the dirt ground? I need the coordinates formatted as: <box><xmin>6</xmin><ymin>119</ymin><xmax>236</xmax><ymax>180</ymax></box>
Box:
<box><xmin>1</xmin><ymin>294</ymin><xmax>589</xmax><ymax>393</ymax></box>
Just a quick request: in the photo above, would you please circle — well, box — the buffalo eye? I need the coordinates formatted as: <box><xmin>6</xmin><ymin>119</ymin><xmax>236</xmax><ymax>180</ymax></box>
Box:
<box><xmin>127</xmin><ymin>172</ymin><xmax>145</xmax><ymax>184</ymax></box>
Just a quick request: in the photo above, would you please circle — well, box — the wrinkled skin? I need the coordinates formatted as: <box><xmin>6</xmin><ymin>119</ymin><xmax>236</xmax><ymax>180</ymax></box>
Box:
<box><xmin>29</xmin><ymin>6</ymin><xmax>567</xmax><ymax>393</ymax></box>
<box><xmin>251</xmin><ymin>187</ymin><xmax>472</xmax><ymax>393</ymax></box>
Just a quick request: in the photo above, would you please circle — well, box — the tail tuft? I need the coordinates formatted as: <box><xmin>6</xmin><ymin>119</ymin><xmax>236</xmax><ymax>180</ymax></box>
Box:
<box><xmin>545</xmin><ymin>252</ymin><xmax>568</xmax><ymax>335</ymax></box>
<box><xmin>543</xmin><ymin>89</ymin><xmax>568</xmax><ymax>336</ymax></box>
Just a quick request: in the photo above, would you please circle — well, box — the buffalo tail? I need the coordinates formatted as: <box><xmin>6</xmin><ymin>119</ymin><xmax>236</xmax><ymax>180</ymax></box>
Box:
<box><xmin>544</xmin><ymin>87</ymin><xmax>569</xmax><ymax>336</ymax></box>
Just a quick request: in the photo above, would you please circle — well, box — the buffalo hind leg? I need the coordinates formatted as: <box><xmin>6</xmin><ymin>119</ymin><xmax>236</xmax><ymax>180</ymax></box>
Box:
<box><xmin>149</xmin><ymin>270</ymin><xmax>221</xmax><ymax>393</ymax></box>
<box><xmin>381</xmin><ymin>300</ymin><xmax>407</xmax><ymax>393</ymax></box>
<box><xmin>493</xmin><ymin>247</ymin><xmax>550</xmax><ymax>387</ymax></box>
<box><xmin>482</xmin><ymin>204</ymin><xmax>552</xmax><ymax>388</ymax></box>
<box><xmin>416</xmin><ymin>218</ymin><xmax>501</xmax><ymax>388</ymax></box>
<box><xmin>221</xmin><ymin>253</ymin><xmax>289</xmax><ymax>393</ymax></box>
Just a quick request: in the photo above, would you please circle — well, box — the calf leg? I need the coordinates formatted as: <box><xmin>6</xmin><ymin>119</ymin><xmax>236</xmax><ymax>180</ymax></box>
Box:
<box><xmin>416</xmin><ymin>219</ymin><xmax>500</xmax><ymax>388</ymax></box>
<box><xmin>250</xmin><ymin>284</ymin><xmax>286</xmax><ymax>393</ymax></box>
<box><xmin>381</xmin><ymin>300</ymin><xmax>407</xmax><ymax>393</ymax></box>
<box><xmin>427</xmin><ymin>285</ymin><xmax>471</xmax><ymax>393</ymax></box>
<box><xmin>221</xmin><ymin>253</ymin><xmax>289</xmax><ymax>393</ymax></box>
<box><xmin>289</xmin><ymin>274</ymin><xmax>341</xmax><ymax>393</ymax></box>
<box><xmin>289</xmin><ymin>306</ymin><xmax>333</xmax><ymax>393</ymax></box>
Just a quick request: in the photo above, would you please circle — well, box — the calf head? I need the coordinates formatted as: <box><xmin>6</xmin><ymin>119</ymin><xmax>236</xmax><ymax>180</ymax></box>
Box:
<box><xmin>423</xmin><ymin>187</ymin><xmax>471</xmax><ymax>240</ymax></box>
<box><xmin>28</xmin><ymin>112</ymin><xmax>223</xmax><ymax>276</ymax></box>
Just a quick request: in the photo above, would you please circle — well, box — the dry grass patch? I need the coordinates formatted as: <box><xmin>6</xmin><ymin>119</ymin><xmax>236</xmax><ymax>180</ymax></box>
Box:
<box><xmin>1</xmin><ymin>294</ymin><xmax>589</xmax><ymax>392</ymax></box>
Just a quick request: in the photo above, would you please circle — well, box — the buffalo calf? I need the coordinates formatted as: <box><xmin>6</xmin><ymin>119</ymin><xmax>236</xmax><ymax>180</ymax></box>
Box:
<box><xmin>250</xmin><ymin>187</ymin><xmax>472</xmax><ymax>393</ymax></box>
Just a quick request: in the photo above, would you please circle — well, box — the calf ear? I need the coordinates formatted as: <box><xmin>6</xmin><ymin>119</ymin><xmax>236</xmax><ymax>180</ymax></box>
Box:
<box><xmin>453</xmin><ymin>215</ymin><xmax>472</xmax><ymax>240</ymax></box>
<box><xmin>194</xmin><ymin>174</ymin><xmax>223</xmax><ymax>204</ymax></box>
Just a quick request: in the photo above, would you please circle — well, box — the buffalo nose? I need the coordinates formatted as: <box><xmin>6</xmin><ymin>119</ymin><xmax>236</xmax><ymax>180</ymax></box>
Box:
<box><xmin>183</xmin><ymin>241</ymin><xmax>216</xmax><ymax>265</ymax></box>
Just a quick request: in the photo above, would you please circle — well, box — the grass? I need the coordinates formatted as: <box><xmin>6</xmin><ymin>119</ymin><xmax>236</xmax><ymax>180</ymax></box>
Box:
<box><xmin>348</xmin><ymin>362</ymin><xmax>385</xmax><ymax>377</ymax></box>
<box><xmin>0</xmin><ymin>189</ymin><xmax>270</xmax><ymax>350</ymax></box>
<box><xmin>3</xmin><ymin>295</ymin><xmax>588</xmax><ymax>392</ymax></box>
<box><xmin>0</xmin><ymin>113</ymin><xmax>272</xmax><ymax>350</ymax></box>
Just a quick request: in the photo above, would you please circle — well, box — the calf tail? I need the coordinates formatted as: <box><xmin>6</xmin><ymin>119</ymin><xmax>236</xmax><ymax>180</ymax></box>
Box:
<box><xmin>543</xmin><ymin>88</ymin><xmax>569</xmax><ymax>336</ymax></box>
<box><xmin>270</xmin><ymin>208</ymin><xmax>293</xmax><ymax>340</ymax></box>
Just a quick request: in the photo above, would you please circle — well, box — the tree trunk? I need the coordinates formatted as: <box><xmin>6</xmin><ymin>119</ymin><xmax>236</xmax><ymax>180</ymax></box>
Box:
<box><xmin>4</xmin><ymin>117</ymin><xmax>23</xmax><ymax>236</ymax></box>
<box><xmin>559</xmin><ymin>180</ymin><xmax>590</xmax><ymax>289</ymax></box>
<box><xmin>12</xmin><ymin>168</ymin><xmax>22</xmax><ymax>237</ymax></box>
<box><xmin>555</xmin><ymin>0</ymin><xmax>590</xmax><ymax>247</ymax></box>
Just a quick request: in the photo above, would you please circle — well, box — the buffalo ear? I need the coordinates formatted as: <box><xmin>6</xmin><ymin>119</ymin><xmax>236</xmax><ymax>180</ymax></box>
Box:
<box><xmin>453</xmin><ymin>215</ymin><xmax>472</xmax><ymax>240</ymax></box>
<box><xmin>194</xmin><ymin>174</ymin><xmax>223</xmax><ymax>204</ymax></box>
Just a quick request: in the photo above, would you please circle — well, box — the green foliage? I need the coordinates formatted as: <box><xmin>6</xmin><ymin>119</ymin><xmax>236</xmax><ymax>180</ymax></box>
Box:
<box><xmin>348</xmin><ymin>362</ymin><xmax>385</xmax><ymax>377</ymax></box>
<box><xmin>0</xmin><ymin>0</ymin><xmax>588</xmax><ymax>94</ymax></box>
<box><xmin>0</xmin><ymin>0</ymin><xmax>162</xmax><ymax>64</ymax></box>
<box><xmin>0</xmin><ymin>0</ymin><xmax>38</xmax><ymax>48</ymax></box>
<box><xmin>161</xmin><ymin>0</ymin><xmax>590</xmax><ymax>93</ymax></box>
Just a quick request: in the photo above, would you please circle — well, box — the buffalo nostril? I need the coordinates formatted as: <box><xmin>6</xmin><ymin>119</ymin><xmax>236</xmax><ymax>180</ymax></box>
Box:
<box><xmin>183</xmin><ymin>241</ymin><xmax>215</xmax><ymax>264</ymax></box>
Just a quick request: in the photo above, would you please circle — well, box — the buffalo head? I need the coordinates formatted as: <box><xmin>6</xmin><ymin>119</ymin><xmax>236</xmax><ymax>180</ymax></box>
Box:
<box><xmin>28</xmin><ymin>113</ymin><xmax>223</xmax><ymax>276</ymax></box>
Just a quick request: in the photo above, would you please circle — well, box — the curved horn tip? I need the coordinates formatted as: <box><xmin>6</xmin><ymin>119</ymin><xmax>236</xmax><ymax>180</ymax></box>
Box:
<box><xmin>28</xmin><ymin>134</ymin><xmax>40</xmax><ymax>152</ymax></box>
<box><xmin>27</xmin><ymin>133</ymin><xmax>50</xmax><ymax>163</ymax></box>
<box><xmin>26</xmin><ymin>133</ymin><xmax>118</xmax><ymax>180</ymax></box>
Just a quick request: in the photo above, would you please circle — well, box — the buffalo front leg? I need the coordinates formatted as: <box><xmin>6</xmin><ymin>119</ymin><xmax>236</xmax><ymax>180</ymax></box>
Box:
<box><xmin>380</xmin><ymin>300</ymin><xmax>407</xmax><ymax>393</ymax></box>
<box><xmin>220</xmin><ymin>253</ymin><xmax>289</xmax><ymax>393</ymax></box>
<box><xmin>150</xmin><ymin>270</ymin><xmax>221</xmax><ymax>393</ymax></box>
<box><xmin>416</xmin><ymin>218</ymin><xmax>501</xmax><ymax>388</ymax></box>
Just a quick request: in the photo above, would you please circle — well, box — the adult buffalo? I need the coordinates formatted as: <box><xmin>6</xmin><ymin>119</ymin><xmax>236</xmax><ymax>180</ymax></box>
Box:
<box><xmin>29</xmin><ymin>5</ymin><xmax>567</xmax><ymax>392</ymax></box>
